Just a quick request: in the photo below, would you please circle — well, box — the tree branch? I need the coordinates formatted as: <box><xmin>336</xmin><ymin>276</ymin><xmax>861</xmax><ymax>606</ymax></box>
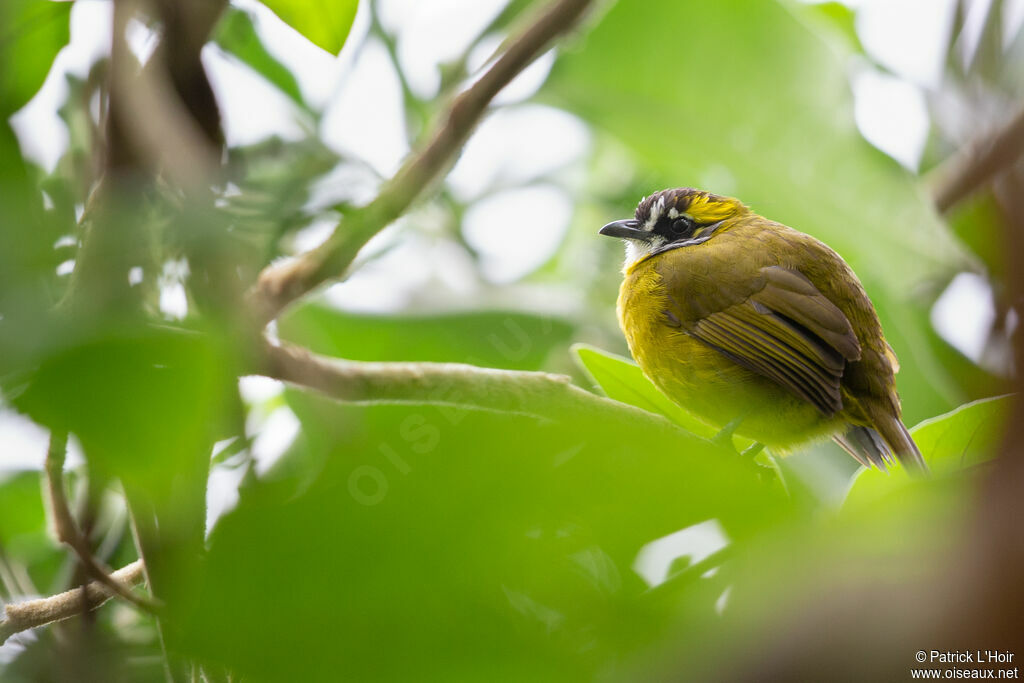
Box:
<box><xmin>930</xmin><ymin>102</ymin><xmax>1024</xmax><ymax>214</ymax></box>
<box><xmin>107</xmin><ymin>0</ymin><xmax>223</xmax><ymax>190</ymax></box>
<box><xmin>248</xmin><ymin>0</ymin><xmax>594</xmax><ymax>325</ymax></box>
<box><xmin>44</xmin><ymin>434</ymin><xmax>160</xmax><ymax>612</ymax></box>
<box><xmin>260</xmin><ymin>342</ymin><xmax>686</xmax><ymax>437</ymax></box>
<box><xmin>0</xmin><ymin>560</ymin><xmax>146</xmax><ymax>645</ymax></box>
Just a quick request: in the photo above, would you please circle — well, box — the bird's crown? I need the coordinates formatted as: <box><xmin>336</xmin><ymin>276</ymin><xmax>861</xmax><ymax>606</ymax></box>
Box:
<box><xmin>635</xmin><ymin>188</ymin><xmax>746</xmax><ymax>229</ymax></box>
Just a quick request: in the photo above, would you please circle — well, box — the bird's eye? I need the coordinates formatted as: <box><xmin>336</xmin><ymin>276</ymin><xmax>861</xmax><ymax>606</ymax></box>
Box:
<box><xmin>670</xmin><ymin>217</ymin><xmax>693</xmax><ymax>235</ymax></box>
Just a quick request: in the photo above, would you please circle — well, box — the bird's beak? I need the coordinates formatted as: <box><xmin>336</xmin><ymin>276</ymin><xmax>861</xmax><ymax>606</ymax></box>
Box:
<box><xmin>599</xmin><ymin>219</ymin><xmax>647</xmax><ymax>241</ymax></box>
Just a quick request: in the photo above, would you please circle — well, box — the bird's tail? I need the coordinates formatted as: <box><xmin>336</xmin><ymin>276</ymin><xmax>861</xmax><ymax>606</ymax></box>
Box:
<box><xmin>833</xmin><ymin>416</ymin><xmax>928</xmax><ymax>476</ymax></box>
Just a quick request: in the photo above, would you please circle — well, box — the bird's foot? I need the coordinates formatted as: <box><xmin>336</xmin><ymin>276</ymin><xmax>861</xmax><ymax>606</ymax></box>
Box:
<box><xmin>709</xmin><ymin>426</ymin><xmax>773</xmax><ymax>484</ymax></box>
<box><xmin>710</xmin><ymin>416</ymin><xmax>746</xmax><ymax>454</ymax></box>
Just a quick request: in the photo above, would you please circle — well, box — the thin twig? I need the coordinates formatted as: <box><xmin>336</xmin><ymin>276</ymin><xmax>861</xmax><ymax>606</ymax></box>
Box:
<box><xmin>44</xmin><ymin>433</ymin><xmax>160</xmax><ymax>612</ymax></box>
<box><xmin>248</xmin><ymin>0</ymin><xmax>594</xmax><ymax>325</ymax></box>
<box><xmin>930</xmin><ymin>102</ymin><xmax>1024</xmax><ymax>213</ymax></box>
<box><xmin>261</xmin><ymin>342</ymin><xmax>689</xmax><ymax>438</ymax></box>
<box><xmin>0</xmin><ymin>560</ymin><xmax>146</xmax><ymax>645</ymax></box>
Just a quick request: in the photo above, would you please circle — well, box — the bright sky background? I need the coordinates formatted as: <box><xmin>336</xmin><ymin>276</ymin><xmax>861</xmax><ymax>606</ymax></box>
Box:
<box><xmin>2</xmin><ymin>0</ymin><xmax>1021</xmax><ymax>536</ymax></box>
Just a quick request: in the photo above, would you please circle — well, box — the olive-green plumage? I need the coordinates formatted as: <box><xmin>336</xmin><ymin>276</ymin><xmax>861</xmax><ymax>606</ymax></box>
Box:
<box><xmin>601</xmin><ymin>188</ymin><xmax>925</xmax><ymax>472</ymax></box>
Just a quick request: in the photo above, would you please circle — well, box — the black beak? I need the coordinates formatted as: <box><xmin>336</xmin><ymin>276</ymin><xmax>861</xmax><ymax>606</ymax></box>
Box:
<box><xmin>599</xmin><ymin>219</ymin><xmax>647</xmax><ymax>241</ymax></box>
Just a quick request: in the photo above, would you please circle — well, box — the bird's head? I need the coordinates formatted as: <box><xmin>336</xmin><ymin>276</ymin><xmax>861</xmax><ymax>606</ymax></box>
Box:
<box><xmin>600</xmin><ymin>188</ymin><xmax>748</xmax><ymax>270</ymax></box>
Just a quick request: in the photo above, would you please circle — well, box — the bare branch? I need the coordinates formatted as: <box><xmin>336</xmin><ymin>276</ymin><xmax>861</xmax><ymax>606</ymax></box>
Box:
<box><xmin>44</xmin><ymin>434</ymin><xmax>159</xmax><ymax>612</ymax></box>
<box><xmin>107</xmin><ymin>0</ymin><xmax>223</xmax><ymax>188</ymax></box>
<box><xmin>930</xmin><ymin>102</ymin><xmax>1024</xmax><ymax>213</ymax></box>
<box><xmin>260</xmin><ymin>342</ymin><xmax>685</xmax><ymax>437</ymax></box>
<box><xmin>0</xmin><ymin>560</ymin><xmax>146</xmax><ymax>645</ymax></box>
<box><xmin>248</xmin><ymin>0</ymin><xmax>594</xmax><ymax>325</ymax></box>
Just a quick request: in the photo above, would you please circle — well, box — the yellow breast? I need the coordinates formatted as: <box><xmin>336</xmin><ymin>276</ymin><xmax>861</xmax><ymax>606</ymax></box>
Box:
<box><xmin>617</xmin><ymin>258</ymin><xmax>738</xmax><ymax>398</ymax></box>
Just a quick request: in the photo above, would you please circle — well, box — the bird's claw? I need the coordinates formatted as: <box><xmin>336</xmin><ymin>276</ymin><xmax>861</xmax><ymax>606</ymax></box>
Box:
<box><xmin>710</xmin><ymin>416</ymin><xmax>746</xmax><ymax>454</ymax></box>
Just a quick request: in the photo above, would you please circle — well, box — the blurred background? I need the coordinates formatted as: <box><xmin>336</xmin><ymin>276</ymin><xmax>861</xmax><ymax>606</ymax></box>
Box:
<box><xmin>0</xmin><ymin>0</ymin><xmax>1021</xmax><ymax>680</ymax></box>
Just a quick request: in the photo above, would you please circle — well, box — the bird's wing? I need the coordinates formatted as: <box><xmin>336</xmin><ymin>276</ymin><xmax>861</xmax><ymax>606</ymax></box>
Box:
<box><xmin>669</xmin><ymin>266</ymin><xmax>862</xmax><ymax>416</ymax></box>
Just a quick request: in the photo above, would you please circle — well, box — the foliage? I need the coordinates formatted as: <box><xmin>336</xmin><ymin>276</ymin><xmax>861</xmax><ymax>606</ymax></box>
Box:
<box><xmin>0</xmin><ymin>0</ymin><xmax>1017</xmax><ymax>681</ymax></box>
<box><xmin>260</xmin><ymin>0</ymin><xmax>359</xmax><ymax>55</ymax></box>
<box><xmin>0</xmin><ymin>0</ymin><xmax>71</xmax><ymax>119</ymax></box>
<box><xmin>280</xmin><ymin>304</ymin><xmax>575</xmax><ymax>369</ymax></box>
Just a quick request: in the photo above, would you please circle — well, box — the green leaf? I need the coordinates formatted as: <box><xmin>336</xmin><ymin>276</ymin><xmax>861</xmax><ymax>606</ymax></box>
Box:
<box><xmin>259</xmin><ymin>0</ymin><xmax>358</xmax><ymax>55</ymax></box>
<box><xmin>182</xmin><ymin>393</ymin><xmax>787</xmax><ymax>681</ymax></box>
<box><xmin>0</xmin><ymin>470</ymin><xmax>47</xmax><ymax>545</ymax></box>
<box><xmin>213</xmin><ymin>7</ymin><xmax>310</xmax><ymax>111</ymax></box>
<box><xmin>909</xmin><ymin>394</ymin><xmax>1010</xmax><ymax>472</ymax></box>
<box><xmin>0</xmin><ymin>0</ymin><xmax>71</xmax><ymax>118</ymax></box>
<box><xmin>14</xmin><ymin>323</ymin><xmax>236</xmax><ymax>508</ymax></box>
<box><xmin>572</xmin><ymin>343</ymin><xmax>716</xmax><ymax>438</ymax></box>
<box><xmin>802</xmin><ymin>1</ymin><xmax>863</xmax><ymax>54</ymax></box>
<box><xmin>279</xmin><ymin>303</ymin><xmax>575</xmax><ymax>371</ymax></box>
<box><xmin>543</xmin><ymin>0</ymin><xmax>968</xmax><ymax>424</ymax></box>
<box><xmin>844</xmin><ymin>395</ymin><xmax>1010</xmax><ymax>508</ymax></box>
<box><xmin>0</xmin><ymin>469</ymin><xmax>65</xmax><ymax>593</ymax></box>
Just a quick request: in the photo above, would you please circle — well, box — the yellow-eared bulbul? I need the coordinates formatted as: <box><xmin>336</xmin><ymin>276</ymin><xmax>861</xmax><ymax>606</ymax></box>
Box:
<box><xmin>600</xmin><ymin>187</ymin><xmax>926</xmax><ymax>473</ymax></box>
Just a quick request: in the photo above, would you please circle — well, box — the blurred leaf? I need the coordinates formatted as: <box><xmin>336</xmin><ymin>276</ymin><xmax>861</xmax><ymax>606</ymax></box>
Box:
<box><xmin>0</xmin><ymin>470</ymin><xmax>64</xmax><ymax>592</ymax></box>
<box><xmin>258</xmin><ymin>0</ymin><xmax>358</xmax><ymax>55</ymax></box>
<box><xmin>279</xmin><ymin>303</ymin><xmax>575</xmax><ymax>370</ymax></box>
<box><xmin>11</xmin><ymin>321</ymin><xmax>241</xmax><ymax>614</ymax></box>
<box><xmin>0</xmin><ymin>470</ymin><xmax>47</xmax><ymax>544</ymax></box>
<box><xmin>183</xmin><ymin>390</ymin><xmax>788</xmax><ymax>681</ymax></box>
<box><xmin>14</xmin><ymin>323</ymin><xmax>235</xmax><ymax>508</ymax></box>
<box><xmin>0</xmin><ymin>3</ymin><xmax>63</xmax><ymax>343</ymax></box>
<box><xmin>0</xmin><ymin>0</ymin><xmax>71</xmax><ymax>118</ymax></box>
<box><xmin>802</xmin><ymin>1</ymin><xmax>863</xmax><ymax>54</ymax></box>
<box><xmin>213</xmin><ymin>7</ymin><xmax>310</xmax><ymax>111</ymax></box>
<box><xmin>844</xmin><ymin>395</ymin><xmax>1009</xmax><ymax>507</ymax></box>
<box><xmin>544</xmin><ymin>0</ymin><xmax>968</xmax><ymax>422</ymax></box>
<box><xmin>572</xmin><ymin>343</ymin><xmax>716</xmax><ymax>438</ymax></box>
<box><xmin>222</xmin><ymin>136</ymin><xmax>340</xmax><ymax>263</ymax></box>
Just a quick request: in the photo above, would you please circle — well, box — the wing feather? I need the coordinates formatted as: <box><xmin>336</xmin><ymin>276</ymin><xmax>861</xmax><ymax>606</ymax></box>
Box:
<box><xmin>666</xmin><ymin>265</ymin><xmax>861</xmax><ymax>416</ymax></box>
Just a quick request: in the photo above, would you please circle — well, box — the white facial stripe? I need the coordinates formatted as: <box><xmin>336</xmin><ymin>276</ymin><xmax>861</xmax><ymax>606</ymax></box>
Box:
<box><xmin>643</xmin><ymin>196</ymin><xmax>666</xmax><ymax>231</ymax></box>
<box><xmin>645</xmin><ymin>202</ymin><xmax>696</xmax><ymax>231</ymax></box>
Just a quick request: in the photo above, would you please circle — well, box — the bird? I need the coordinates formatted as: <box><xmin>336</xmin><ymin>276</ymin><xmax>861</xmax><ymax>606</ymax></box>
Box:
<box><xmin>599</xmin><ymin>187</ymin><xmax>926</xmax><ymax>473</ymax></box>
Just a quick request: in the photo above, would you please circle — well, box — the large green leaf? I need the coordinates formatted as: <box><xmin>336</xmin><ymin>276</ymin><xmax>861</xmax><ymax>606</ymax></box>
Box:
<box><xmin>0</xmin><ymin>0</ymin><xmax>71</xmax><ymax>118</ymax></box>
<box><xmin>182</xmin><ymin>388</ymin><xmax>789</xmax><ymax>681</ymax></box>
<box><xmin>16</xmin><ymin>325</ymin><xmax>232</xmax><ymax>489</ymax></box>
<box><xmin>279</xmin><ymin>303</ymin><xmax>575</xmax><ymax>370</ymax></box>
<box><xmin>213</xmin><ymin>7</ymin><xmax>310</xmax><ymax>111</ymax></box>
<box><xmin>843</xmin><ymin>395</ymin><xmax>1010</xmax><ymax>508</ymax></box>
<box><xmin>543</xmin><ymin>0</ymin><xmax>968</xmax><ymax>423</ymax></box>
<box><xmin>572</xmin><ymin>343</ymin><xmax>716</xmax><ymax>438</ymax></box>
<box><xmin>258</xmin><ymin>0</ymin><xmax>358</xmax><ymax>55</ymax></box>
<box><xmin>12</xmin><ymin>322</ymin><xmax>241</xmax><ymax>613</ymax></box>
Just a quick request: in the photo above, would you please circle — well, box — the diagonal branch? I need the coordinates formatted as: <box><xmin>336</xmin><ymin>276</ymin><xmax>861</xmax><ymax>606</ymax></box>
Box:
<box><xmin>930</xmin><ymin>102</ymin><xmax>1024</xmax><ymax>214</ymax></box>
<box><xmin>248</xmin><ymin>0</ymin><xmax>594</xmax><ymax>325</ymax></box>
<box><xmin>0</xmin><ymin>560</ymin><xmax>146</xmax><ymax>645</ymax></box>
<box><xmin>44</xmin><ymin>434</ymin><xmax>160</xmax><ymax>612</ymax></box>
<box><xmin>260</xmin><ymin>342</ymin><xmax>687</xmax><ymax>437</ymax></box>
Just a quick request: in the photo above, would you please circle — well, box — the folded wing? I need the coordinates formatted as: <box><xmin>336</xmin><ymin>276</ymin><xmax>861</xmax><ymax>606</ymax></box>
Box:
<box><xmin>669</xmin><ymin>266</ymin><xmax>861</xmax><ymax>415</ymax></box>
